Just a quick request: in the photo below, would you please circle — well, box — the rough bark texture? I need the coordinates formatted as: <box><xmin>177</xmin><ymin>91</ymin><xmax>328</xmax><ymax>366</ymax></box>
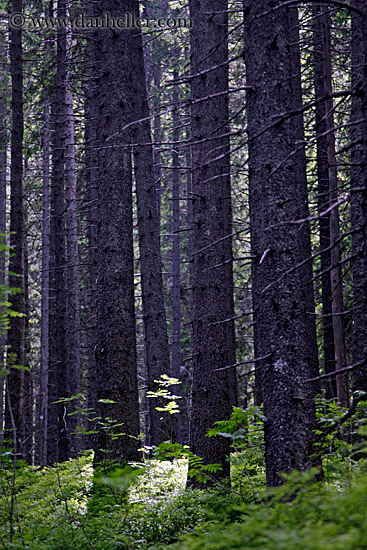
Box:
<box><xmin>65</xmin><ymin>25</ymin><xmax>81</xmax><ymax>456</ymax></box>
<box><xmin>313</xmin><ymin>5</ymin><xmax>347</xmax><ymax>406</ymax></box>
<box><xmin>48</xmin><ymin>0</ymin><xmax>69</xmax><ymax>463</ymax></box>
<box><xmin>0</xmin><ymin>43</ymin><xmax>7</xmax><ymax>442</ymax></box>
<box><xmin>313</xmin><ymin>5</ymin><xmax>337</xmax><ymax>399</ymax></box>
<box><xmin>171</xmin><ymin>69</ymin><xmax>183</xmax><ymax>443</ymax></box>
<box><xmin>130</xmin><ymin>2</ymin><xmax>171</xmax><ymax>447</ymax></box>
<box><xmin>351</xmin><ymin>0</ymin><xmax>367</xmax><ymax>394</ymax></box>
<box><xmin>189</xmin><ymin>0</ymin><xmax>237</xmax><ymax>484</ymax></box>
<box><xmin>288</xmin><ymin>8</ymin><xmax>320</xmax><ymax>394</ymax></box>
<box><xmin>244</xmin><ymin>0</ymin><xmax>318</xmax><ymax>487</ymax></box>
<box><xmin>94</xmin><ymin>0</ymin><xmax>140</xmax><ymax>464</ymax></box>
<box><xmin>39</xmin><ymin>98</ymin><xmax>50</xmax><ymax>466</ymax></box>
<box><xmin>84</xmin><ymin>0</ymin><xmax>99</xmax><ymax>446</ymax></box>
<box><xmin>5</xmin><ymin>0</ymin><xmax>26</xmax><ymax>454</ymax></box>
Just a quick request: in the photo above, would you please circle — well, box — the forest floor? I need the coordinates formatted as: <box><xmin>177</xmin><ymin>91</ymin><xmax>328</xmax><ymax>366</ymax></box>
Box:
<box><xmin>1</xmin><ymin>446</ymin><xmax>367</xmax><ymax>550</ymax></box>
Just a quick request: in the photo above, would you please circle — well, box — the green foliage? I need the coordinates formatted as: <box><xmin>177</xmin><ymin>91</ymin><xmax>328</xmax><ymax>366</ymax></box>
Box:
<box><xmin>147</xmin><ymin>374</ymin><xmax>182</xmax><ymax>415</ymax></box>
<box><xmin>167</xmin><ymin>465</ymin><xmax>367</xmax><ymax>550</ymax></box>
<box><xmin>207</xmin><ymin>406</ymin><xmax>266</xmax><ymax>499</ymax></box>
<box><xmin>0</xmin><ymin>452</ymin><xmax>239</xmax><ymax>549</ymax></box>
<box><xmin>314</xmin><ymin>397</ymin><xmax>367</xmax><ymax>481</ymax></box>
<box><xmin>150</xmin><ymin>441</ymin><xmax>223</xmax><ymax>485</ymax></box>
<box><xmin>1</xmin><ymin>423</ymin><xmax>367</xmax><ymax>550</ymax></box>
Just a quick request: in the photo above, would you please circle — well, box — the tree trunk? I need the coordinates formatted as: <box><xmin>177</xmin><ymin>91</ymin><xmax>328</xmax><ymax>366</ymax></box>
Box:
<box><xmin>189</xmin><ymin>0</ymin><xmax>237</xmax><ymax>484</ymax></box>
<box><xmin>48</xmin><ymin>0</ymin><xmax>69</xmax><ymax>463</ymax></box>
<box><xmin>94</xmin><ymin>0</ymin><xmax>140</xmax><ymax>464</ymax></box>
<box><xmin>288</xmin><ymin>7</ymin><xmax>320</xmax><ymax>395</ymax></box>
<box><xmin>313</xmin><ymin>5</ymin><xmax>347</xmax><ymax>406</ymax></box>
<box><xmin>84</xmin><ymin>0</ymin><xmax>99</xmax><ymax>448</ymax></box>
<box><xmin>5</xmin><ymin>0</ymin><xmax>26</xmax><ymax>454</ymax></box>
<box><xmin>171</xmin><ymin>69</ymin><xmax>183</xmax><ymax>443</ymax></box>
<box><xmin>39</xmin><ymin>98</ymin><xmax>51</xmax><ymax>466</ymax></box>
<box><xmin>64</xmin><ymin>22</ymin><xmax>81</xmax><ymax>456</ymax></box>
<box><xmin>351</xmin><ymin>0</ymin><xmax>367</xmax><ymax>394</ymax></box>
<box><xmin>313</xmin><ymin>4</ymin><xmax>337</xmax><ymax>399</ymax></box>
<box><xmin>0</xmin><ymin>42</ymin><xmax>7</xmax><ymax>443</ymax></box>
<box><xmin>130</xmin><ymin>0</ymin><xmax>171</xmax><ymax>447</ymax></box>
<box><xmin>244</xmin><ymin>0</ymin><xmax>319</xmax><ymax>486</ymax></box>
<box><xmin>22</xmin><ymin>241</ymin><xmax>32</xmax><ymax>463</ymax></box>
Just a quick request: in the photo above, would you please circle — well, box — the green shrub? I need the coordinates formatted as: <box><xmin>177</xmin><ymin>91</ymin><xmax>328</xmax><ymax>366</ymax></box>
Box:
<box><xmin>166</xmin><ymin>466</ymin><xmax>367</xmax><ymax>550</ymax></box>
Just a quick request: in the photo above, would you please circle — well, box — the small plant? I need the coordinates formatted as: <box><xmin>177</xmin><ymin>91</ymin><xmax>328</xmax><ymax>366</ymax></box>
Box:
<box><xmin>146</xmin><ymin>374</ymin><xmax>182</xmax><ymax>415</ymax></box>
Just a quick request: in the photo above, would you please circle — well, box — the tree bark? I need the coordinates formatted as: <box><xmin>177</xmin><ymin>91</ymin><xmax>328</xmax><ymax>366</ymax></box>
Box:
<box><xmin>64</xmin><ymin>21</ymin><xmax>81</xmax><ymax>456</ymax></box>
<box><xmin>130</xmin><ymin>1</ymin><xmax>171</xmax><ymax>447</ymax></box>
<box><xmin>84</xmin><ymin>0</ymin><xmax>98</xmax><ymax>448</ymax></box>
<box><xmin>189</xmin><ymin>0</ymin><xmax>237</xmax><ymax>484</ymax></box>
<box><xmin>313</xmin><ymin>4</ymin><xmax>337</xmax><ymax>399</ymax></box>
<box><xmin>288</xmin><ymin>7</ymin><xmax>320</xmax><ymax>395</ymax></box>
<box><xmin>5</xmin><ymin>0</ymin><xmax>26</xmax><ymax>454</ymax></box>
<box><xmin>94</xmin><ymin>0</ymin><xmax>140</xmax><ymax>464</ymax></box>
<box><xmin>313</xmin><ymin>5</ymin><xmax>347</xmax><ymax>406</ymax></box>
<box><xmin>244</xmin><ymin>0</ymin><xmax>319</xmax><ymax>486</ymax></box>
<box><xmin>39</xmin><ymin>97</ymin><xmax>51</xmax><ymax>466</ymax></box>
<box><xmin>171</xmin><ymin>69</ymin><xmax>183</xmax><ymax>443</ymax></box>
<box><xmin>0</xmin><ymin>39</ymin><xmax>7</xmax><ymax>443</ymax></box>
<box><xmin>351</xmin><ymin>0</ymin><xmax>367</xmax><ymax>394</ymax></box>
<box><xmin>48</xmin><ymin>0</ymin><xmax>69</xmax><ymax>463</ymax></box>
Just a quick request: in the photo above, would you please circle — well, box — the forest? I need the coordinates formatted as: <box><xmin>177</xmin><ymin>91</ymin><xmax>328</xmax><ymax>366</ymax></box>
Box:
<box><xmin>0</xmin><ymin>0</ymin><xmax>367</xmax><ymax>548</ymax></box>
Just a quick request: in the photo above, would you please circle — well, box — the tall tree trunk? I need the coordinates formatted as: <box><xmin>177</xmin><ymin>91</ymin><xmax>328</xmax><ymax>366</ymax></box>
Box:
<box><xmin>288</xmin><ymin>7</ymin><xmax>320</xmax><ymax>395</ymax></box>
<box><xmin>5</xmin><ymin>0</ymin><xmax>26</xmax><ymax>454</ymax></box>
<box><xmin>64</xmin><ymin>23</ymin><xmax>81</xmax><ymax>456</ymax></box>
<box><xmin>39</xmin><ymin>98</ymin><xmax>50</xmax><ymax>466</ymax></box>
<box><xmin>313</xmin><ymin>5</ymin><xmax>347</xmax><ymax>406</ymax></box>
<box><xmin>0</xmin><ymin>42</ymin><xmax>7</xmax><ymax>442</ymax></box>
<box><xmin>153</xmin><ymin>67</ymin><xmax>163</xmax><ymax>219</ymax></box>
<box><xmin>94</xmin><ymin>0</ymin><xmax>140</xmax><ymax>464</ymax></box>
<box><xmin>351</xmin><ymin>0</ymin><xmax>367</xmax><ymax>394</ymax></box>
<box><xmin>244</xmin><ymin>0</ymin><xmax>318</xmax><ymax>486</ymax></box>
<box><xmin>313</xmin><ymin>4</ymin><xmax>337</xmax><ymax>399</ymax></box>
<box><xmin>85</xmin><ymin>0</ymin><xmax>98</xmax><ymax>447</ymax></box>
<box><xmin>130</xmin><ymin>0</ymin><xmax>171</xmax><ymax>447</ymax></box>
<box><xmin>22</xmin><ymin>241</ymin><xmax>32</xmax><ymax>463</ymax></box>
<box><xmin>48</xmin><ymin>0</ymin><xmax>69</xmax><ymax>463</ymax></box>
<box><xmin>171</xmin><ymin>69</ymin><xmax>182</xmax><ymax>442</ymax></box>
<box><xmin>189</xmin><ymin>0</ymin><xmax>237</xmax><ymax>484</ymax></box>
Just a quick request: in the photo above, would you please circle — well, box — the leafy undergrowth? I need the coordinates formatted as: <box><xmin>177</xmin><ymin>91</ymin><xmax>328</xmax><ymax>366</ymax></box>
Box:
<box><xmin>1</xmin><ymin>403</ymin><xmax>366</xmax><ymax>549</ymax></box>
<box><xmin>166</xmin><ymin>465</ymin><xmax>367</xmax><ymax>550</ymax></box>
<box><xmin>0</xmin><ymin>452</ymin><xmax>240</xmax><ymax>550</ymax></box>
<box><xmin>1</xmin><ymin>449</ymin><xmax>367</xmax><ymax>550</ymax></box>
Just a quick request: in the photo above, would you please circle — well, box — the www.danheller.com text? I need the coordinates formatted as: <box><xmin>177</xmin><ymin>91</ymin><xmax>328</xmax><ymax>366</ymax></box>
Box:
<box><xmin>8</xmin><ymin>11</ymin><xmax>192</xmax><ymax>30</ymax></box>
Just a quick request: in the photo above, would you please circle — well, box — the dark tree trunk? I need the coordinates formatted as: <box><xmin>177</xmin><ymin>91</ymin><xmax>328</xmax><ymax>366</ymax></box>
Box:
<box><xmin>0</xmin><ymin>44</ymin><xmax>7</xmax><ymax>443</ymax></box>
<box><xmin>313</xmin><ymin>5</ymin><xmax>338</xmax><ymax>400</ymax></box>
<box><xmin>129</xmin><ymin>1</ymin><xmax>171</xmax><ymax>448</ymax></box>
<box><xmin>244</xmin><ymin>0</ymin><xmax>318</xmax><ymax>487</ymax></box>
<box><xmin>39</xmin><ymin>98</ymin><xmax>50</xmax><ymax>466</ymax></box>
<box><xmin>94</xmin><ymin>0</ymin><xmax>140</xmax><ymax>464</ymax></box>
<box><xmin>64</xmin><ymin>25</ymin><xmax>81</xmax><ymax>456</ymax></box>
<box><xmin>312</xmin><ymin>5</ymin><xmax>347</xmax><ymax>406</ymax></box>
<box><xmin>48</xmin><ymin>0</ymin><xmax>69</xmax><ymax>463</ymax></box>
<box><xmin>153</xmin><ymin>66</ymin><xmax>163</xmax><ymax>219</ymax></box>
<box><xmin>5</xmin><ymin>0</ymin><xmax>26</xmax><ymax>454</ymax></box>
<box><xmin>189</xmin><ymin>0</ymin><xmax>237</xmax><ymax>484</ymax></box>
<box><xmin>22</xmin><ymin>242</ymin><xmax>32</xmax><ymax>463</ymax></box>
<box><xmin>47</xmin><ymin>100</ymin><xmax>58</xmax><ymax>465</ymax></box>
<box><xmin>84</xmin><ymin>0</ymin><xmax>98</xmax><ymax>447</ymax></box>
<box><xmin>288</xmin><ymin>8</ymin><xmax>320</xmax><ymax>395</ymax></box>
<box><xmin>171</xmin><ymin>69</ymin><xmax>183</xmax><ymax>443</ymax></box>
<box><xmin>313</xmin><ymin>5</ymin><xmax>337</xmax><ymax>399</ymax></box>
<box><xmin>351</xmin><ymin>0</ymin><xmax>367</xmax><ymax>393</ymax></box>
